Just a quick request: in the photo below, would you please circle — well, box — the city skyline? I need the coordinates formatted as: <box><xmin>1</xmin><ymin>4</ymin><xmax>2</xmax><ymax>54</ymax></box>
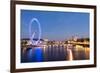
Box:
<box><xmin>21</xmin><ymin>10</ymin><xmax>89</xmax><ymax>41</ymax></box>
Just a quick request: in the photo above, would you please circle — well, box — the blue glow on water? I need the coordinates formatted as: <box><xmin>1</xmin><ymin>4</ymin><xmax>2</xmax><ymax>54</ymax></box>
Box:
<box><xmin>26</xmin><ymin>47</ymin><xmax>43</xmax><ymax>62</ymax></box>
<box><xmin>34</xmin><ymin>47</ymin><xmax>43</xmax><ymax>62</ymax></box>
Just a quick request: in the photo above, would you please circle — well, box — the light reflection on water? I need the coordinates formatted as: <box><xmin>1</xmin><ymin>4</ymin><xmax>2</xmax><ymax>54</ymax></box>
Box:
<box><xmin>21</xmin><ymin>45</ymin><xmax>90</xmax><ymax>63</ymax></box>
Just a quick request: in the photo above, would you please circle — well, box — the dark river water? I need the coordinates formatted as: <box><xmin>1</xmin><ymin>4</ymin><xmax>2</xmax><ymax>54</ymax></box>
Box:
<box><xmin>21</xmin><ymin>45</ymin><xmax>89</xmax><ymax>63</ymax></box>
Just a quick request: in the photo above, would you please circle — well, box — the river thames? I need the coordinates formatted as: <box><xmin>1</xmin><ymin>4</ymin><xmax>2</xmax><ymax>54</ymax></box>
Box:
<box><xmin>21</xmin><ymin>44</ymin><xmax>90</xmax><ymax>63</ymax></box>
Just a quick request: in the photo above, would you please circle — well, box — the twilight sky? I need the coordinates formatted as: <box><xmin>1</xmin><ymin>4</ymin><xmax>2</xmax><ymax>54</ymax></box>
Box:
<box><xmin>21</xmin><ymin>10</ymin><xmax>89</xmax><ymax>41</ymax></box>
